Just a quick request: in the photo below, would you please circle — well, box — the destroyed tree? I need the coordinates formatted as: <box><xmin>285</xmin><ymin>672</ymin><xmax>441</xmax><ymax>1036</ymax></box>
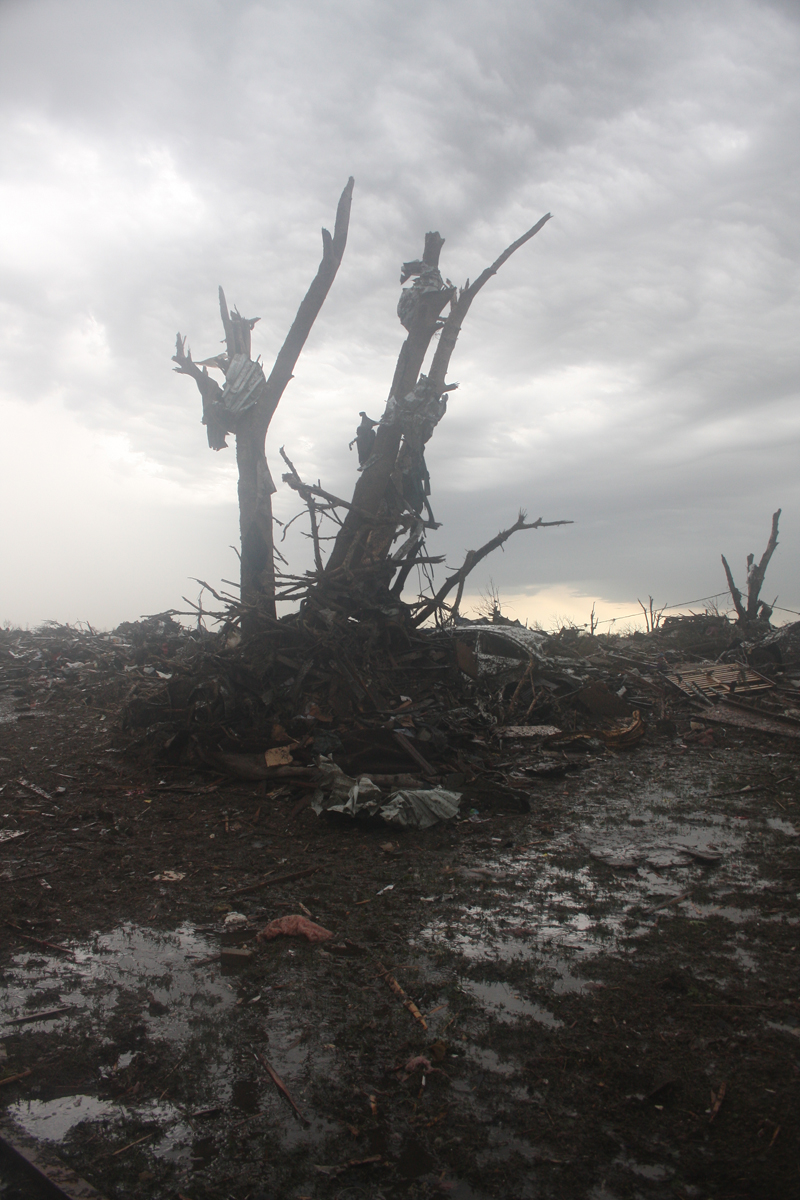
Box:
<box><xmin>277</xmin><ymin>212</ymin><xmax>571</xmax><ymax>624</ymax></box>
<box><xmin>173</xmin><ymin>178</ymin><xmax>354</xmax><ymax>621</ymax></box>
<box><xmin>721</xmin><ymin>508</ymin><xmax>781</xmax><ymax>626</ymax></box>
<box><xmin>174</xmin><ymin>187</ymin><xmax>570</xmax><ymax>628</ymax></box>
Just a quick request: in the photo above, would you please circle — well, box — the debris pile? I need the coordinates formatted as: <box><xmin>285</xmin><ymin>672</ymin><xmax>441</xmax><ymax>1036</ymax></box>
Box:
<box><xmin>5</xmin><ymin>607</ymin><xmax>800</xmax><ymax>831</ymax></box>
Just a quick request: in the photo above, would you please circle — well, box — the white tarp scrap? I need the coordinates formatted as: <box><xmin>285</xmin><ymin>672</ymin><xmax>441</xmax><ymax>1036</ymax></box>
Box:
<box><xmin>311</xmin><ymin>759</ymin><xmax>461</xmax><ymax>829</ymax></box>
<box><xmin>379</xmin><ymin>788</ymin><xmax>461</xmax><ymax>829</ymax></box>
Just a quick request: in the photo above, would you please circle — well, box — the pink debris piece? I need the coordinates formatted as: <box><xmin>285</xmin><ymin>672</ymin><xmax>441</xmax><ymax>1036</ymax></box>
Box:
<box><xmin>403</xmin><ymin>1055</ymin><xmax>433</xmax><ymax>1074</ymax></box>
<box><xmin>257</xmin><ymin>914</ymin><xmax>333</xmax><ymax>943</ymax></box>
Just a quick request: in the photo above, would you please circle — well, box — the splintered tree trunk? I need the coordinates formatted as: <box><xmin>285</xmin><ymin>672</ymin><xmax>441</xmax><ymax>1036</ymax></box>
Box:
<box><xmin>721</xmin><ymin>508</ymin><xmax>781</xmax><ymax>626</ymax></box>
<box><xmin>325</xmin><ymin>232</ymin><xmax>450</xmax><ymax>574</ymax></box>
<box><xmin>173</xmin><ymin>179</ymin><xmax>353</xmax><ymax>622</ymax></box>
<box><xmin>325</xmin><ymin>215</ymin><xmax>552</xmax><ymax>582</ymax></box>
<box><xmin>236</xmin><ymin>414</ymin><xmax>278</xmax><ymax>609</ymax></box>
<box><xmin>746</xmin><ymin>508</ymin><xmax>781</xmax><ymax>621</ymax></box>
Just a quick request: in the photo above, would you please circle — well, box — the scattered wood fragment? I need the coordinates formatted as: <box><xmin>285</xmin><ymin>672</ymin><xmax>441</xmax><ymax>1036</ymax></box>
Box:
<box><xmin>5</xmin><ymin>1007</ymin><xmax>75</xmax><ymax>1027</ymax></box>
<box><xmin>253</xmin><ymin>1049</ymin><xmax>308</xmax><ymax>1123</ymax></box>
<box><xmin>314</xmin><ymin>1154</ymin><xmax>383</xmax><ymax>1177</ymax></box>
<box><xmin>646</xmin><ymin>891</ymin><xmax>690</xmax><ymax>914</ymax></box>
<box><xmin>5</xmin><ymin>923</ymin><xmax>76</xmax><ymax>958</ymax></box>
<box><xmin>17</xmin><ymin>778</ymin><xmax>52</xmax><ymax>801</ymax></box>
<box><xmin>0</xmin><ymin>1069</ymin><xmax>32</xmax><ymax>1087</ymax></box>
<box><xmin>393</xmin><ymin>731</ymin><xmax>437</xmax><ymax>777</ymax></box>
<box><xmin>111</xmin><ymin>1132</ymin><xmax>154</xmax><ymax>1156</ymax></box>
<box><xmin>155</xmin><ymin>782</ymin><xmax>220</xmax><ymax>794</ymax></box>
<box><xmin>708</xmin><ymin>1081</ymin><xmax>727</xmax><ymax>1123</ymax></box>
<box><xmin>232</xmin><ymin>866</ymin><xmax>317</xmax><ymax>897</ymax></box>
<box><xmin>703</xmin><ymin>703</ymin><xmax>800</xmax><ymax>741</ymax></box>
<box><xmin>0</xmin><ymin>1122</ymin><xmax>110</xmax><ymax>1200</ymax></box>
<box><xmin>5</xmin><ymin>867</ymin><xmax>70</xmax><ymax>884</ymax></box>
<box><xmin>376</xmin><ymin>962</ymin><xmax>428</xmax><ymax>1029</ymax></box>
<box><xmin>220</xmin><ymin>948</ymin><xmax>253</xmax><ymax>964</ymax></box>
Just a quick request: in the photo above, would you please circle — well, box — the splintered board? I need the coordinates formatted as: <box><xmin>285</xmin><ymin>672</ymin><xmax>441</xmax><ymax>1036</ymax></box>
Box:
<box><xmin>666</xmin><ymin>662</ymin><xmax>773</xmax><ymax>700</ymax></box>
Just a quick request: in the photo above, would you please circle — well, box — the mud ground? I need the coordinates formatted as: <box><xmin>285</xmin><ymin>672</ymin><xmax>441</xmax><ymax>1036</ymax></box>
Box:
<box><xmin>1</xmin><ymin>689</ymin><xmax>799</xmax><ymax>1200</ymax></box>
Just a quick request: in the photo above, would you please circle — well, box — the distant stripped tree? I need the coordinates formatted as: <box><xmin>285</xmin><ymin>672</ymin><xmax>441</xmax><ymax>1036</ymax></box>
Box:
<box><xmin>721</xmin><ymin>509</ymin><xmax>781</xmax><ymax>625</ymax></box>
<box><xmin>172</xmin><ymin>178</ymin><xmax>354</xmax><ymax>621</ymax></box>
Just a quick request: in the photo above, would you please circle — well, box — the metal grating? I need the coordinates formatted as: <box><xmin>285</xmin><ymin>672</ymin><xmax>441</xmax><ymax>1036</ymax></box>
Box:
<box><xmin>665</xmin><ymin>662</ymin><xmax>773</xmax><ymax>700</ymax></box>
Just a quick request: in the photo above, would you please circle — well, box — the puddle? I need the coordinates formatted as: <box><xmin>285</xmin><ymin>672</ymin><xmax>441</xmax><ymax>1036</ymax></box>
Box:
<box><xmin>1</xmin><ymin>922</ymin><xmax>236</xmax><ymax>1044</ymax></box>
<box><xmin>8</xmin><ymin>1094</ymin><xmax>197</xmax><ymax>1164</ymax></box>
<box><xmin>766</xmin><ymin>817</ymin><xmax>798</xmax><ymax>837</ymax></box>
<box><xmin>409</xmin><ymin>775</ymin><xmax>789</xmax><ymax>1057</ymax></box>
<box><xmin>0</xmin><ymin>693</ymin><xmax>26</xmax><ymax>725</ymax></box>
<box><xmin>0</xmin><ymin>920</ymin><xmax>338</xmax><ymax>1170</ymax></box>
<box><xmin>1</xmin><ymin>754</ymin><xmax>792</xmax><ymax>1200</ymax></box>
<box><xmin>8</xmin><ymin>1095</ymin><xmax>118</xmax><ymax>1141</ymax></box>
<box><xmin>732</xmin><ymin>946</ymin><xmax>759</xmax><ymax>972</ymax></box>
<box><xmin>397</xmin><ymin>1135</ymin><xmax>438</xmax><ymax>1177</ymax></box>
<box><xmin>460</xmin><ymin>980</ymin><xmax>562</xmax><ymax>1029</ymax></box>
<box><xmin>466</xmin><ymin>1044</ymin><xmax>517</xmax><ymax>1075</ymax></box>
<box><xmin>614</xmin><ymin>1155</ymin><xmax>672</xmax><ymax>1181</ymax></box>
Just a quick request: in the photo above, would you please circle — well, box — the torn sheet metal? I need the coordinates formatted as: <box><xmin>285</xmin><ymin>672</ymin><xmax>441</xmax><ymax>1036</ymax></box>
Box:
<box><xmin>601</xmin><ymin>710</ymin><xmax>646</xmax><ymax>748</ymax></box>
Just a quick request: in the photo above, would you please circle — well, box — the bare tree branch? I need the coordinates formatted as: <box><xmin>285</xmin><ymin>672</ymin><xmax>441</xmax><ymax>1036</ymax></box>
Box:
<box><xmin>261</xmin><ymin>177</ymin><xmax>355</xmax><ymax>425</ymax></box>
<box><xmin>428</xmin><ymin>213</ymin><xmax>552</xmax><ymax>395</ymax></box>
<box><xmin>411</xmin><ymin>510</ymin><xmax>572</xmax><ymax>626</ymax></box>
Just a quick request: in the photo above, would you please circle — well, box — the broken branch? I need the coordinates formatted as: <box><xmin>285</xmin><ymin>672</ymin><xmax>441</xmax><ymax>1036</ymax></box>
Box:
<box><xmin>253</xmin><ymin>1049</ymin><xmax>309</xmax><ymax>1123</ymax></box>
<box><xmin>412</xmin><ymin>511</ymin><xmax>572</xmax><ymax>625</ymax></box>
<box><xmin>376</xmin><ymin>962</ymin><xmax>428</xmax><ymax>1029</ymax></box>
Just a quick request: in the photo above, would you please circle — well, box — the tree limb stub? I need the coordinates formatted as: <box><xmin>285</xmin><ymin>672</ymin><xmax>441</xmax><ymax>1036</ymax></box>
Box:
<box><xmin>411</xmin><ymin>511</ymin><xmax>572</xmax><ymax>626</ymax></box>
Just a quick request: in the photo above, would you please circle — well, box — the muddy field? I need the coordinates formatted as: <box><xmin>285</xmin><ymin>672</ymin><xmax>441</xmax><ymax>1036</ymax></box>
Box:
<box><xmin>2</xmin><ymin>662</ymin><xmax>800</xmax><ymax>1200</ymax></box>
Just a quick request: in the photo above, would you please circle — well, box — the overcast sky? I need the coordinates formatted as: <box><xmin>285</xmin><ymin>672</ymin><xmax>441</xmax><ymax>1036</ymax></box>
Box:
<box><xmin>1</xmin><ymin>0</ymin><xmax>798</xmax><ymax>632</ymax></box>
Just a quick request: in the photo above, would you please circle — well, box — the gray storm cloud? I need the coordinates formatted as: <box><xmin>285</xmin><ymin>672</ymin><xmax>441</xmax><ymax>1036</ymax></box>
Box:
<box><xmin>0</xmin><ymin>0</ymin><xmax>798</xmax><ymax>627</ymax></box>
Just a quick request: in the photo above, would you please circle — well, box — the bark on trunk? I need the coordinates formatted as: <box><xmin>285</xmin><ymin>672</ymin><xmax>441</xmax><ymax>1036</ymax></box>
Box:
<box><xmin>174</xmin><ymin>179</ymin><xmax>354</xmax><ymax>622</ymax></box>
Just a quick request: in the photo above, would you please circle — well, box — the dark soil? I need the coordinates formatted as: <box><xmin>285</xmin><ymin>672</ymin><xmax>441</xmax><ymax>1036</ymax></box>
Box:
<box><xmin>2</xmin><ymin>632</ymin><xmax>800</xmax><ymax>1200</ymax></box>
